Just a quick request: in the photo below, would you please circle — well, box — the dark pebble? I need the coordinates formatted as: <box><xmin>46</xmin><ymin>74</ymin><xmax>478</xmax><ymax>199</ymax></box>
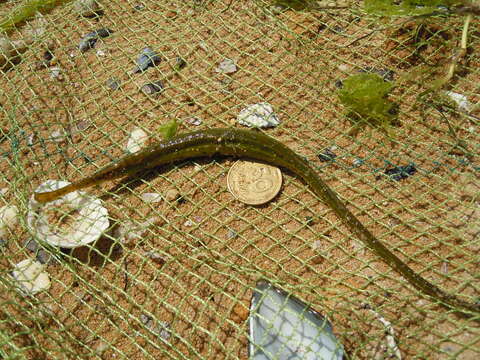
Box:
<box><xmin>133</xmin><ymin>47</ymin><xmax>161</xmax><ymax>73</ymax></box>
<box><xmin>382</xmin><ymin>163</ymin><xmax>417</xmax><ymax>181</ymax></box>
<box><xmin>25</xmin><ymin>238</ymin><xmax>39</xmax><ymax>252</ymax></box>
<box><xmin>0</xmin><ymin>238</ymin><xmax>6</xmax><ymax>247</ymax></box>
<box><xmin>79</xmin><ymin>28</ymin><xmax>113</xmax><ymax>53</ymax></box>
<box><xmin>318</xmin><ymin>148</ymin><xmax>337</xmax><ymax>162</ymax></box>
<box><xmin>43</xmin><ymin>50</ymin><xmax>54</xmax><ymax>61</ymax></box>
<box><xmin>106</xmin><ymin>78</ymin><xmax>121</xmax><ymax>90</ymax></box>
<box><xmin>36</xmin><ymin>249</ymin><xmax>55</xmax><ymax>265</ymax></box>
<box><xmin>174</xmin><ymin>56</ymin><xmax>187</xmax><ymax>70</ymax></box>
<box><xmin>334</xmin><ymin>79</ymin><xmax>343</xmax><ymax>89</ymax></box>
<box><xmin>141</xmin><ymin>81</ymin><xmax>164</xmax><ymax>95</ymax></box>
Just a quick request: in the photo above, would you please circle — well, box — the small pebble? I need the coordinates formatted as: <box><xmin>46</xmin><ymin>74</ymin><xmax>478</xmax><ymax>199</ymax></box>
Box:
<box><xmin>12</xmin><ymin>258</ymin><xmax>51</xmax><ymax>295</ymax></box>
<box><xmin>51</xmin><ymin>129</ymin><xmax>67</xmax><ymax>143</ymax></box>
<box><xmin>382</xmin><ymin>163</ymin><xmax>417</xmax><ymax>181</ymax></box>
<box><xmin>141</xmin><ymin>81</ymin><xmax>164</xmax><ymax>96</ymax></box>
<box><xmin>184</xmin><ymin>117</ymin><xmax>202</xmax><ymax>126</ymax></box>
<box><xmin>216</xmin><ymin>58</ymin><xmax>237</xmax><ymax>74</ymax></box>
<box><xmin>75</xmin><ymin>0</ymin><xmax>102</xmax><ymax>17</ymax></box>
<box><xmin>227</xmin><ymin>229</ymin><xmax>238</xmax><ymax>239</ymax></box>
<box><xmin>79</xmin><ymin>28</ymin><xmax>112</xmax><ymax>53</ymax></box>
<box><xmin>133</xmin><ymin>3</ymin><xmax>145</xmax><ymax>11</ymax></box>
<box><xmin>106</xmin><ymin>78</ymin><xmax>121</xmax><ymax>90</ymax></box>
<box><xmin>141</xmin><ymin>192</ymin><xmax>162</xmax><ymax>203</ymax></box>
<box><xmin>353</xmin><ymin>158</ymin><xmax>364</xmax><ymax>167</ymax></box>
<box><xmin>25</xmin><ymin>238</ymin><xmax>40</xmax><ymax>253</ymax></box>
<box><xmin>184</xmin><ymin>220</ymin><xmax>194</xmax><ymax>227</ymax></box>
<box><xmin>126</xmin><ymin>128</ymin><xmax>148</xmax><ymax>153</ymax></box>
<box><xmin>96</xmin><ymin>49</ymin><xmax>106</xmax><ymax>56</ymax></box>
<box><xmin>94</xmin><ymin>341</ymin><xmax>109</xmax><ymax>354</ymax></box>
<box><xmin>174</xmin><ymin>56</ymin><xmax>187</xmax><ymax>70</ymax></box>
<box><xmin>36</xmin><ymin>249</ymin><xmax>54</xmax><ymax>265</ymax></box>
<box><xmin>237</xmin><ymin>102</ymin><xmax>280</xmax><ymax>128</ymax></box>
<box><xmin>198</xmin><ymin>41</ymin><xmax>208</xmax><ymax>51</ymax></box>
<box><xmin>334</xmin><ymin>79</ymin><xmax>343</xmax><ymax>88</ymax></box>
<box><xmin>43</xmin><ymin>50</ymin><xmax>54</xmax><ymax>61</ymax></box>
<box><xmin>132</xmin><ymin>47</ymin><xmax>161</xmax><ymax>73</ymax></box>
<box><xmin>49</xmin><ymin>67</ymin><xmax>62</xmax><ymax>80</ymax></box>
<box><xmin>231</xmin><ymin>302</ymin><xmax>249</xmax><ymax>324</ymax></box>
<box><xmin>27</xmin><ymin>133</ymin><xmax>35</xmax><ymax>146</ymax></box>
<box><xmin>73</xmin><ymin>119</ymin><xmax>92</xmax><ymax>132</ymax></box>
<box><xmin>441</xmin><ymin>262</ymin><xmax>448</xmax><ymax>274</ymax></box>
<box><xmin>144</xmin><ymin>251</ymin><xmax>166</xmax><ymax>266</ymax></box>
<box><xmin>312</xmin><ymin>240</ymin><xmax>322</xmax><ymax>250</ymax></box>
<box><xmin>0</xmin><ymin>205</ymin><xmax>18</xmax><ymax>238</ymax></box>
<box><xmin>165</xmin><ymin>189</ymin><xmax>179</xmax><ymax>201</ymax></box>
<box><xmin>318</xmin><ymin>148</ymin><xmax>337</xmax><ymax>162</ymax></box>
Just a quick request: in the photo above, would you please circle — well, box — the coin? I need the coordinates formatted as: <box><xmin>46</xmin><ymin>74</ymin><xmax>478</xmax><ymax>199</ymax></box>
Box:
<box><xmin>227</xmin><ymin>160</ymin><xmax>282</xmax><ymax>205</ymax></box>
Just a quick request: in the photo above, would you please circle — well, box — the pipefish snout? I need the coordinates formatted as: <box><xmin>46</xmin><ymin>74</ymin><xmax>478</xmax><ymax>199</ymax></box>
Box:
<box><xmin>33</xmin><ymin>128</ymin><xmax>480</xmax><ymax>318</ymax></box>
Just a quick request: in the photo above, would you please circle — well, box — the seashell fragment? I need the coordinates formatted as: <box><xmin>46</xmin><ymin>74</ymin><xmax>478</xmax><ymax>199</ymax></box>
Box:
<box><xmin>249</xmin><ymin>280</ymin><xmax>344</xmax><ymax>359</ymax></box>
<box><xmin>28</xmin><ymin>180</ymin><xmax>109</xmax><ymax>248</ymax></box>
<box><xmin>126</xmin><ymin>127</ymin><xmax>148</xmax><ymax>153</ymax></box>
<box><xmin>12</xmin><ymin>258</ymin><xmax>51</xmax><ymax>295</ymax></box>
<box><xmin>132</xmin><ymin>47</ymin><xmax>161</xmax><ymax>73</ymax></box>
<box><xmin>0</xmin><ymin>205</ymin><xmax>18</xmax><ymax>238</ymax></box>
<box><xmin>237</xmin><ymin>102</ymin><xmax>280</xmax><ymax>128</ymax></box>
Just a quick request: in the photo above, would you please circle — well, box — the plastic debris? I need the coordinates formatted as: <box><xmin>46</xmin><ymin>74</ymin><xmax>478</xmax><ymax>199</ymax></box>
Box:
<box><xmin>132</xmin><ymin>47</ymin><xmax>161</xmax><ymax>73</ymax></box>
<box><xmin>12</xmin><ymin>258</ymin><xmax>51</xmax><ymax>295</ymax></box>
<box><xmin>249</xmin><ymin>280</ymin><xmax>344</xmax><ymax>359</ymax></box>
<box><xmin>28</xmin><ymin>180</ymin><xmax>109</xmax><ymax>248</ymax></box>
<box><xmin>237</xmin><ymin>102</ymin><xmax>280</xmax><ymax>128</ymax></box>
<box><xmin>126</xmin><ymin>128</ymin><xmax>148</xmax><ymax>153</ymax></box>
<box><xmin>216</xmin><ymin>58</ymin><xmax>237</xmax><ymax>74</ymax></box>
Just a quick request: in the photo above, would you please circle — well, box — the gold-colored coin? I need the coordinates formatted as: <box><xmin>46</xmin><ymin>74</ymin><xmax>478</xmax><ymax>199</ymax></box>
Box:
<box><xmin>227</xmin><ymin>160</ymin><xmax>282</xmax><ymax>205</ymax></box>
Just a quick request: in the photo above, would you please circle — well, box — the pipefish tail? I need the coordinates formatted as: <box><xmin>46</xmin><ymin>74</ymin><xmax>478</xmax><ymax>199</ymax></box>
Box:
<box><xmin>34</xmin><ymin>128</ymin><xmax>480</xmax><ymax>317</ymax></box>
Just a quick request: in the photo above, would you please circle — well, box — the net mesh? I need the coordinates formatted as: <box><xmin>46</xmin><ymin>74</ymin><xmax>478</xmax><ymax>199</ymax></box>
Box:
<box><xmin>0</xmin><ymin>0</ymin><xmax>479</xmax><ymax>359</ymax></box>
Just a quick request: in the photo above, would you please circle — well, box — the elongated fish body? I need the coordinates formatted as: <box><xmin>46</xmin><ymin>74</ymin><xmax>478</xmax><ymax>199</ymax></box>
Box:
<box><xmin>34</xmin><ymin>128</ymin><xmax>480</xmax><ymax>316</ymax></box>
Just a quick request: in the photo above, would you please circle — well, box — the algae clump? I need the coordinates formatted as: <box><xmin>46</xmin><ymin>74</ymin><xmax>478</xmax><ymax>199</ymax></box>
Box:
<box><xmin>338</xmin><ymin>73</ymin><xmax>397</xmax><ymax>132</ymax></box>
<box><xmin>364</xmin><ymin>0</ymin><xmax>466</xmax><ymax>16</ymax></box>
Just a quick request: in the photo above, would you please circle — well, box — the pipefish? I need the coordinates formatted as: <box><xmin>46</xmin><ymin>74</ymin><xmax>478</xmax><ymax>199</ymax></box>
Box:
<box><xmin>34</xmin><ymin>128</ymin><xmax>480</xmax><ymax>317</ymax></box>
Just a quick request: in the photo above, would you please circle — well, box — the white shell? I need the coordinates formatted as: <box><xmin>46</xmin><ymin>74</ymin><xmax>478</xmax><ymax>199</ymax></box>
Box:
<box><xmin>27</xmin><ymin>180</ymin><xmax>109</xmax><ymax>248</ymax></box>
<box><xmin>216</xmin><ymin>58</ymin><xmax>237</xmax><ymax>74</ymax></box>
<box><xmin>0</xmin><ymin>205</ymin><xmax>19</xmax><ymax>238</ymax></box>
<box><xmin>237</xmin><ymin>102</ymin><xmax>280</xmax><ymax>128</ymax></box>
<box><xmin>445</xmin><ymin>91</ymin><xmax>471</xmax><ymax>112</ymax></box>
<box><xmin>141</xmin><ymin>192</ymin><xmax>162</xmax><ymax>203</ymax></box>
<box><xmin>126</xmin><ymin>127</ymin><xmax>148</xmax><ymax>153</ymax></box>
<box><xmin>12</xmin><ymin>258</ymin><xmax>51</xmax><ymax>295</ymax></box>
